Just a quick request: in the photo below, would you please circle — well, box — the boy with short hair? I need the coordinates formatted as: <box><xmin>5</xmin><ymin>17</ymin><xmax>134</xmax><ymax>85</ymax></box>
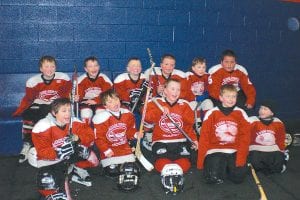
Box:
<box><xmin>144</xmin><ymin>53</ymin><xmax>187</xmax><ymax>99</ymax></box>
<box><xmin>113</xmin><ymin>57</ymin><xmax>147</xmax><ymax>112</ymax></box>
<box><xmin>32</xmin><ymin>98</ymin><xmax>99</xmax><ymax>199</ymax></box>
<box><xmin>13</xmin><ymin>56</ymin><xmax>71</xmax><ymax>163</ymax></box>
<box><xmin>197</xmin><ymin>84</ymin><xmax>250</xmax><ymax>184</ymax></box>
<box><xmin>248</xmin><ymin>100</ymin><xmax>287</xmax><ymax>174</ymax></box>
<box><xmin>92</xmin><ymin>89</ymin><xmax>140</xmax><ymax>187</ymax></box>
<box><xmin>208</xmin><ymin>49</ymin><xmax>256</xmax><ymax>110</ymax></box>
<box><xmin>77</xmin><ymin>56</ymin><xmax>113</xmax><ymax>125</ymax></box>
<box><xmin>144</xmin><ymin>78</ymin><xmax>198</xmax><ymax>194</ymax></box>
<box><xmin>186</xmin><ymin>57</ymin><xmax>214</xmax><ymax>125</ymax></box>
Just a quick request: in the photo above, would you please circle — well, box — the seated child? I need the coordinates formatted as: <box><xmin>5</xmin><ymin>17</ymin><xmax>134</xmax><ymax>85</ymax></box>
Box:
<box><xmin>144</xmin><ymin>78</ymin><xmax>198</xmax><ymax>194</ymax></box>
<box><xmin>13</xmin><ymin>55</ymin><xmax>71</xmax><ymax>163</ymax></box>
<box><xmin>77</xmin><ymin>56</ymin><xmax>113</xmax><ymax>125</ymax></box>
<box><xmin>31</xmin><ymin>98</ymin><xmax>99</xmax><ymax>199</ymax></box>
<box><xmin>248</xmin><ymin>100</ymin><xmax>288</xmax><ymax>174</ymax></box>
<box><xmin>92</xmin><ymin>89</ymin><xmax>140</xmax><ymax>191</ymax></box>
<box><xmin>197</xmin><ymin>84</ymin><xmax>250</xmax><ymax>184</ymax></box>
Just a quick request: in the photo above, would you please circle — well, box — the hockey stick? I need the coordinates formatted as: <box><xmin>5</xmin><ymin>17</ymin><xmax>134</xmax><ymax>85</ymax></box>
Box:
<box><xmin>73</xmin><ymin>65</ymin><xmax>79</xmax><ymax>118</ymax></box>
<box><xmin>147</xmin><ymin>48</ymin><xmax>163</xmax><ymax>96</ymax></box>
<box><xmin>152</xmin><ymin>98</ymin><xmax>196</xmax><ymax>146</ymax></box>
<box><xmin>194</xmin><ymin>101</ymin><xmax>202</xmax><ymax>136</ymax></box>
<box><xmin>134</xmin><ymin>57</ymin><xmax>156</xmax><ymax>171</ymax></box>
<box><xmin>248</xmin><ymin>163</ymin><xmax>268</xmax><ymax>200</ymax></box>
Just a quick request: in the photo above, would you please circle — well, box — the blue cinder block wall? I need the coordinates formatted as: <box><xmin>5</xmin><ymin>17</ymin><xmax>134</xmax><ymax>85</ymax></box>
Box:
<box><xmin>0</xmin><ymin>1</ymin><xmax>300</xmax><ymax>121</ymax></box>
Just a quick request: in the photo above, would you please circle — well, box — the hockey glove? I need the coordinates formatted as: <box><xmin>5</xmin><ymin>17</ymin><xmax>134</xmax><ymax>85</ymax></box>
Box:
<box><xmin>77</xmin><ymin>144</ymin><xmax>90</xmax><ymax>160</ymax></box>
<box><xmin>45</xmin><ymin>192</ymin><xmax>67</xmax><ymax>200</ymax></box>
<box><xmin>56</xmin><ymin>139</ymin><xmax>75</xmax><ymax>160</ymax></box>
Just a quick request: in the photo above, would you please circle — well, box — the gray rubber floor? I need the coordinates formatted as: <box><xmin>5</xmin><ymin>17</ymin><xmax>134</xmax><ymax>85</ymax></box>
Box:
<box><xmin>0</xmin><ymin>146</ymin><xmax>299</xmax><ymax>200</ymax></box>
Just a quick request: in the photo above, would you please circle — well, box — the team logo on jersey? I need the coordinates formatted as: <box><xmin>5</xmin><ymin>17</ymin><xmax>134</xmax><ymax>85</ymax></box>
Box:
<box><xmin>191</xmin><ymin>81</ymin><xmax>205</xmax><ymax>95</ymax></box>
<box><xmin>106</xmin><ymin>123</ymin><xmax>128</xmax><ymax>146</ymax></box>
<box><xmin>159</xmin><ymin>113</ymin><xmax>182</xmax><ymax>137</ymax></box>
<box><xmin>39</xmin><ymin>90</ymin><xmax>60</xmax><ymax>102</ymax></box>
<box><xmin>215</xmin><ymin>121</ymin><xmax>238</xmax><ymax>144</ymax></box>
<box><xmin>85</xmin><ymin>87</ymin><xmax>102</xmax><ymax>99</ymax></box>
<box><xmin>52</xmin><ymin>137</ymin><xmax>68</xmax><ymax>148</ymax></box>
<box><xmin>255</xmin><ymin>130</ymin><xmax>276</xmax><ymax>146</ymax></box>
<box><xmin>222</xmin><ymin>77</ymin><xmax>240</xmax><ymax>90</ymax></box>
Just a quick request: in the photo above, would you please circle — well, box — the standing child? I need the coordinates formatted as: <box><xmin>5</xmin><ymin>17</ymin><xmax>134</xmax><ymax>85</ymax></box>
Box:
<box><xmin>31</xmin><ymin>98</ymin><xmax>99</xmax><ymax>199</ymax></box>
<box><xmin>144</xmin><ymin>53</ymin><xmax>187</xmax><ymax>99</ymax></box>
<box><xmin>13</xmin><ymin>56</ymin><xmax>71</xmax><ymax>163</ymax></box>
<box><xmin>208</xmin><ymin>49</ymin><xmax>256</xmax><ymax>111</ymax></box>
<box><xmin>197</xmin><ymin>84</ymin><xmax>250</xmax><ymax>184</ymax></box>
<box><xmin>77</xmin><ymin>56</ymin><xmax>113</xmax><ymax>125</ymax></box>
<box><xmin>248</xmin><ymin>100</ymin><xmax>288</xmax><ymax>174</ymax></box>
<box><xmin>144</xmin><ymin>78</ymin><xmax>198</xmax><ymax>194</ymax></box>
<box><xmin>92</xmin><ymin>89</ymin><xmax>140</xmax><ymax>191</ymax></box>
<box><xmin>113</xmin><ymin>57</ymin><xmax>148</xmax><ymax>113</ymax></box>
<box><xmin>186</xmin><ymin>57</ymin><xmax>214</xmax><ymax>128</ymax></box>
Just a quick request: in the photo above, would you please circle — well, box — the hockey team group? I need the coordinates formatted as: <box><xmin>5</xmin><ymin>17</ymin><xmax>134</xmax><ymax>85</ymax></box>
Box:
<box><xmin>12</xmin><ymin>49</ymin><xmax>289</xmax><ymax>200</ymax></box>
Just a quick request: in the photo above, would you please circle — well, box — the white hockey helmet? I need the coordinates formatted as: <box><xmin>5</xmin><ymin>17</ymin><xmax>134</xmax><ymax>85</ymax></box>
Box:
<box><xmin>28</xmin><ymin>147</ymin><xmax>38</xmax><ymax>168</ymax></box>
<box><xmin>161</xmin><ymin>163</ymin><xmax>184</xmax><ymax>194</ymax></box>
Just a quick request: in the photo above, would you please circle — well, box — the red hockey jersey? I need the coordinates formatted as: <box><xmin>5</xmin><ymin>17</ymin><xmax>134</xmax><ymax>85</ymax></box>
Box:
<box><xmin>32</xmin><ymin>114</ymin><xmax>94</xmax><ymax>167</ymax></box>
<box><xmin>144</xmin><ymin>97</ymin><xmax>197</xmax><ymax>144</ymax></box>
<box><xmin>77</xmin><ymin>73</ymin><xmax>112</xmax><ymax>104</ymax></box>
<box><xmin>249</xmin><ymin>116</ymin><xmax>286</xmax><ymax>152</ymax></box>
<box><xmin>14</xmin><ymin>72</ymin><xmax>71</xmax><ymax>116</ymax></box>
<box><xmin>185</xmin><ymin>71</ymin><xmax>210</xmax><ymax>102</ymax></box>
<box><xmin>197</xmin><ymin>106</ymin><xmax>250</xmax><ymax>169</ymax></box>
<box><xmin>93</xmin><ymin>108</ymin><xmax>137</xmax><ymax>167</ymax></box>
<box><xmin>113</xmin><ymin>73</ymin><xmax>146</xmax><ymax>103</ymax></box>
<box><xmin>208</xmin><ymin>64</ymin><xmax>256</xmax><ymax>106</ymax></box>
<box><xmin>144</xmin><ymin>67</ymin><xmax>188</xmax><ymax>99</ymax></box>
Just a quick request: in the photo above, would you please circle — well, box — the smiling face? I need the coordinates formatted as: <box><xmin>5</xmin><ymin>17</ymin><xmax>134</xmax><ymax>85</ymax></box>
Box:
<box><xmin>85</xmin><ymin>60</ymin><xmax>100</xmax><ymax>79</ymax></box>
<box><xmin>161</xmin><ymin>57</ymin><xmax>175</xmax><ymax>77</ymax></box>
<box><xmin>40</xmin><ymin>60</ymin><xmax>56</xmax><ymax>79</ymax></box>
<box><xmin>53</xmin><ymin>104</ymin><xmax>71</xmax><ymax>125</ymax></box>
<box><xmin>192</xmin><ymin>62</ymin><xmax>206</xmax><ymax>76</ymax></box>
<box><xmin>259</xmin><ymin>106</ymin><xmax>274</xmax><ymax>119</ymax></box>
<box><xmin>221</xmin><ymin>55</ymin><xmax>236</xmax><ymax>72</ymax></box>
<box><xmin>219</xmin><ymin>90</ymin><xmax>237</xmax><ymax>108</ymax></box>
<box><xmin>164</xmin><ymin>80</ymin><xmax>181</xmax><ymax>104</ymax></box>
<box><xmin>104</xmin><ymin>95</ymin><xmax>121</xmax><ymax>112</ymax></box>
<box><xmin>127</xmin><ymin>59</ymin><xmax>142</xmax><ymax>77</ymax></box>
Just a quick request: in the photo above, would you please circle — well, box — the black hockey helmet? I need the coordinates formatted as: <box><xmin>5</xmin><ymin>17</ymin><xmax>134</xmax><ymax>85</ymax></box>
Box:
<box><xmin>117</xmin><ymin>162</ymin><xmax>140</xmax><ymax>192</ymax></box>
<box><xmin>37</xmin><ymin>170</ymin><xmax>59</xmax><ymax>191</ymax></box>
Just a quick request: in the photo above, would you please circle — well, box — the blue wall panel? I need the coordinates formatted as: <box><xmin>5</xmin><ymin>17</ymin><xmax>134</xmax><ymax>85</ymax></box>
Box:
<box><xmin>0</xmin><ymin>0</ymin><xmax>300</xmax><ymax>120</ymax></box>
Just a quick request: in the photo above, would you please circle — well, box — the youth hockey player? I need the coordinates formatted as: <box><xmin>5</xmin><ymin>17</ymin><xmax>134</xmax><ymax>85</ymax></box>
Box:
<box><xmin>144</xmin><ymin>78</ymin><xmax>198</xmax><ymax>194</ymax></box>
<box><xmin>144</xmin><ymin>53</ymin><xmax>188</xmax><ymax>99</ymax></box>
<box><xmin>31</xmin><ymin>98</ymin><xmax>99</xmax><ymax>200</ymax></box>
<box><xmin>208</xmin><ymin>49</ymin><xmax>256</xmax><ymax>111</ymax></box>
<box><xmin>77</xmin><ymin>56</ymin><xmax>113</xmax><ymax>125</ymax></box>
<box><xmin>93</xmin><ymin>89</ymin><xmax>141</xmax><ymax>191</ymax></box>
<box><xmin>13</xmin><ymin>56</ymin><xmax>71</xmax><ymax>163</ymax></box>
<box><xmin>113</xmin><ymin>57</ymin><xmax>148</xmax><ymax>113</ymax></box>
<box><xmin>248</xmin><ymin>100</ymin><xmax>288</xmax><ymax>174</ymax></box>
<box><xmin>197</xmin><ymin>84</ymin><xmax>250</xmax><ymax>184</ymax></box>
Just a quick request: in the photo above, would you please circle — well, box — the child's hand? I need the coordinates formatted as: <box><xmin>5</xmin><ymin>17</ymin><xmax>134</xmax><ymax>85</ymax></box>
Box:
<box><xmin>106</xmin><ymin>150</ymin><xmax>114</xmax><ymax>158</ymax></box>
<box><xmin>157</xmin><ymin>84</ymin><xmax>164</xmax><ymax>96</ymax></box>
<box><xmin>192</xmin><ymin>141</ymin><xmax>198</xmax><ymax>150</ymax></box>
<box><xmin>162</xmin><ymin>106</ymin><xmax>170</xmax><ymax>116</ymax></box>
<box><xmin>245</xmin><ymin>103</ymin><xmax>253</xmax><ymax>109</ymax></box>
<box><xmin>74</xmin><ymin>95</ymin><xmax>80</xmax><ymax>102</ymax></box>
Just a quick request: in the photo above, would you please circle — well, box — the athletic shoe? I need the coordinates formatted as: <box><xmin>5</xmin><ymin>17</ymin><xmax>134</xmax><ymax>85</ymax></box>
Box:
<box><xmin>71</xmin><ymin>166</ymin><xmax>92</xmax><ymax>187</ymax></box>
<box><xmin>19</xmin><ymin>142</ymin><xmax>32</xmax><ymax>163</ymax></box>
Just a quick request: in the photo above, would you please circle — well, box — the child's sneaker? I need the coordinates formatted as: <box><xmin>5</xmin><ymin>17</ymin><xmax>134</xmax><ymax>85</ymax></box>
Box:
<box><xmin>71</xmin><ymin>166</ymin><xmax>92</xmax><ymax>187</ymax></box>
<box><xmin>19</xmin><ymin>142</ymin><xmax>32</xmax><ymax>163</ymax></box>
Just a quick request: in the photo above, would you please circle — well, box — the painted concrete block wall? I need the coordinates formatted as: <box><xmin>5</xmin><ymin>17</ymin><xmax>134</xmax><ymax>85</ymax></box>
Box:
<box><xmin>0</xmin><ymin>0</ymin><xmax>300</xmax><ymax>119</ymax></box>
